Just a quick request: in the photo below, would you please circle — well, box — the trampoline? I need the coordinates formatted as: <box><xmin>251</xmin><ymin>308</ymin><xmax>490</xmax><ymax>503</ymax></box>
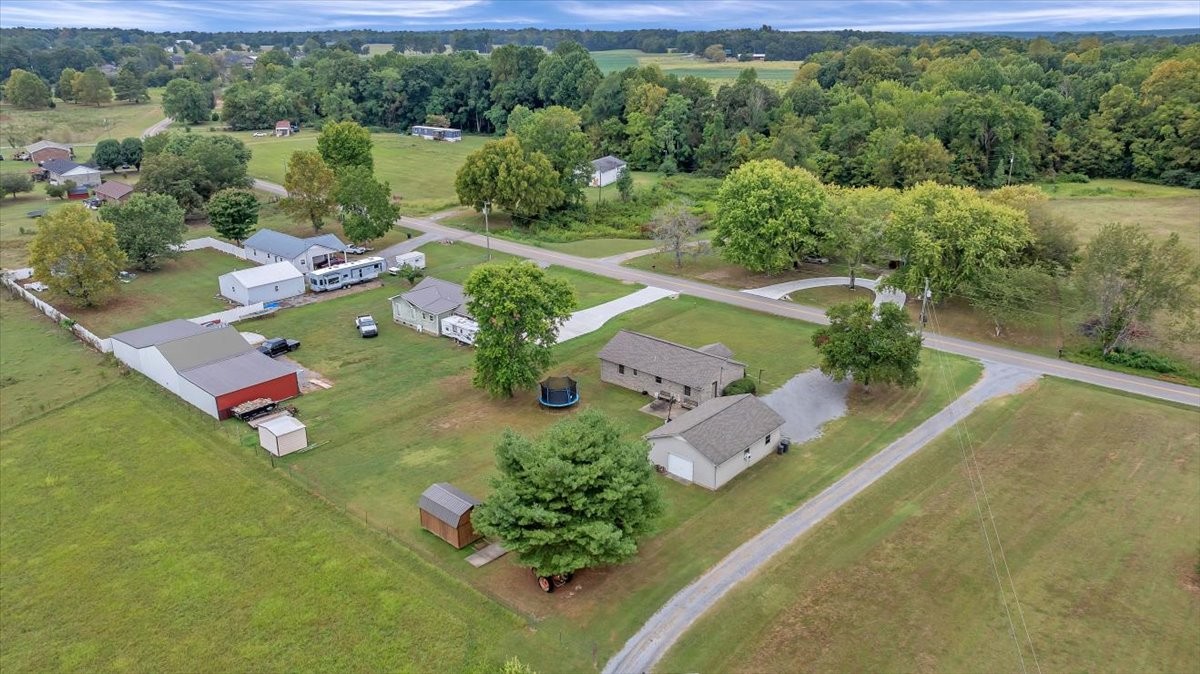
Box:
<box><xmin>539</xmin><ymin>375</ymin><xmax>580</xmax><ymax>408</ymax></box>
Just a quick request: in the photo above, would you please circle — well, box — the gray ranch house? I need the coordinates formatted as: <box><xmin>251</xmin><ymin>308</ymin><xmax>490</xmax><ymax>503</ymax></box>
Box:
<box><xmin>598</xmin><ymin>330</ymin><xmax>745</xmax><ymax>406</ymax></box>
<box><xmin>242</xmin><ymin>229</ymin><xmax>349</xmax><ymax>271</ymax></box>
<box><xmin>389</xmin><ymin>277</ymin><xmax>470</xmax><ymax>335</ymax></box>
<box><xmin>645</xmin><ymin>393</ymin><xmax>785</xmax><ymax>489</ymax></box>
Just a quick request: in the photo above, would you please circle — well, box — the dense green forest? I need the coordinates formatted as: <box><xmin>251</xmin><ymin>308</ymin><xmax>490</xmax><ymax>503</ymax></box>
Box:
<box><xmin>4</xmin><ymin>27</ymin><xmax>1196</xmax><ymax>188</ymax></box>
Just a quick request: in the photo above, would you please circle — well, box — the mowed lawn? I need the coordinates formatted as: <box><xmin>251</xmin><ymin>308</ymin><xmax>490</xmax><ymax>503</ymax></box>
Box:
<box><xmin>59</xmin><ymin>249</ymin><xmax>254</xmax><ymax>336</ymax></box>
<box><xmin>0</xmin><ymin>300</ymin><xmax>557</xmax><ymax>673</ymax></box>
<box><xmin>590</xmin><ymin>49</ymin><xmax>805</xmax><ymax>82</ymax></box>
<box><xmin>662</xmin><ymin>378</ymin><xmax>1200</xmax><ymax>674</ymax></box>
<box><xmin>234</xmin><ymin>245</ymin><xmax>981</xmax><ymax>662</ymax></box>
<box><xmin>230</xmin><ymin>131</ymin><xmax>490</xmax><ymax>214</ymax></box>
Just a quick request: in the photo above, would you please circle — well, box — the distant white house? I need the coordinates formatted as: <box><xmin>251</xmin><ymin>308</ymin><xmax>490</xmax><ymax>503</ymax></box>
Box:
<box><xmin>41</xmin><ymin>158</ymin><xmax>101</xmax><ymax>187</ymax></box>
<box><xmin>242</xmin><ymin>229</ymin><xmax>348</xmax><ymax>271</ymax></box>
<box><xmin>218</xmin><ymin>261</ymin><xmax>305</xmax><ymax>306</ymax></box>
<box><xmin>590</xmin><ymin>155</ymin><xmax>627</xmax><ymax>187</ymax></box>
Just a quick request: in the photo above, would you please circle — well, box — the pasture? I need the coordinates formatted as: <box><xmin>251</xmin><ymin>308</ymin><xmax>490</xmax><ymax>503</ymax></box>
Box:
<box><xmin>1038</xmin><ymin>178</ymin><xmax>1200</xmax><ymax>245</ymax></box>
<box><xmin>591</xmin><ymin>49</ymin><xmax>805</xmax><ymax>82</ymax></box>
<box><xmin>0</xmin><ymin>88</ymin><xmax>164</xmax><ymax>150</ymax></box>
<box><xmin>662</xmin><ymin>378</ymin><xmax>1200</xmax><ymax>674</ymax></box>
<box><xmin>229</xmin><ymin>131</ymin><xmax>490</xmax><ymax>214</ymax></box>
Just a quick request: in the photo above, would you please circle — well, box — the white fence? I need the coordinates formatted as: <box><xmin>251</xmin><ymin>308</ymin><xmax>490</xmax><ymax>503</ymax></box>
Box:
<box><xmin>178</xmin><ymin>237</ymin><xmax>247</xmax><ymax>259</ymax></box>
<box><xmin>1</xmin><ymin>273</ymin><xmax>112</xmax><ymax>353</ymax></box>
<box><xmin>189</xmin><ymin>302</ymin><xmax>278</xmax><ymax>327</ymax></box>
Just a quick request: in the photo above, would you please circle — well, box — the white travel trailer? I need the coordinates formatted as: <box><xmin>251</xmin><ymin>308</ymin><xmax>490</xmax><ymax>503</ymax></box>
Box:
<box><xmin>440</xmin><ymin>315</ymin><xmax>479</xmax><ymax>346</ymax></box>
<box><xmin>396</xmin><ymin>251</ymin><xmax>427</xmax><ymax>270</ymax></box>
<box><xmin>307</xmin><ymin>256</ymin><xmax>386</xmax><ymax>292</ymax></box>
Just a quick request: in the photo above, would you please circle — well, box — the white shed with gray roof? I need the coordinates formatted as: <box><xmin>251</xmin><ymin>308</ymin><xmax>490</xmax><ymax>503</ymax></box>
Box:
<box><xmin>644</xmin><ymin>394</ymin><xmax>785</xmax><ymax>490</ymax></box>
<box><xmin>590</xmin><ymin>155</ymin><xmax>627</xmax><ymax>187</ymax></box>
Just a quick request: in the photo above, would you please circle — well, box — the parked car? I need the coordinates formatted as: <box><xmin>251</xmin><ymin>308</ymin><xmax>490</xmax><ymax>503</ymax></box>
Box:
<box><xmin>345</xmin><ymin>244</ymin><xmax>371</xmax><ymax>255</ymax></box>
<box><xmin>117</xmin><ymin>271</ymin><xmax>137</xmax><ymax>283</ymax></box>
<box><xmin>252</xmin><ymin>131</ymin><xmax>269</xmax><ymax>137</ymax></box>
<box><xmin>355</xmin><ymin>314</ymin><xmax>378</xmax><ymax>338</ymax></box>
<box><xmin>802</xmin><ymin>255</ymin><xmax>830</xmax><ymax>265</ymax></box>
<box><xmin>258</xmin><ymin>337</ymin><xmax>300</xmax><ymax>357</ymax></box>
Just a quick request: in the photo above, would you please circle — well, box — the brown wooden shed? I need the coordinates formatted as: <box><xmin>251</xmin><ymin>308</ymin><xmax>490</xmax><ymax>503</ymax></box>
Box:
<box><xmin>419</xmin><ymin>483</ymin><xmax>481</xmax><ymax>549</ymax></box>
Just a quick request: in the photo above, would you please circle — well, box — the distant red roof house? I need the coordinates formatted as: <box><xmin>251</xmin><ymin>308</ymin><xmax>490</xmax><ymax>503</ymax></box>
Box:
<box><xmin>274</xmin><ymin>120</ymin><xmax>293</xmax><ymax>137</ymax></box>
<box><xmin>94</xmin><ymin>180</ymin><xmax>134</xmax><ymax>204</ymax></box>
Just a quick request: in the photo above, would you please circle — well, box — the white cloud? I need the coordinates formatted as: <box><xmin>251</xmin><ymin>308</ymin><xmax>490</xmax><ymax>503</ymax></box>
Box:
<box><xmin>779</xmin><ymin>0</ymin><xmax>1200</xmax><ymax>31</ymax></box>
<box><xmin>557</xmin><ymin>1</ymin><xmax>692</xmax><ymax>21</ymax></box>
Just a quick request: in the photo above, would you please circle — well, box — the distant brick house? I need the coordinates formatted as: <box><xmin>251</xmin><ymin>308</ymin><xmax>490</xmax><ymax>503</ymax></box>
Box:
<box><xmin>25</xmin><ymin>140</ymin><xmax>72</xmax><ymax>164</ymax></box>
<box><xmin>598</xmin><ymin>330</ymin><xmax>746</xmax><ymax>406</ymax></box>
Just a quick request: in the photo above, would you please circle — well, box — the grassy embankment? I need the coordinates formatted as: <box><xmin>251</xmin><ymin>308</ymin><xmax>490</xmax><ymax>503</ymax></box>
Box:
<box><xmin>662</xmin><ymin>377</ymin><xmax>1200</xmax><ymax>673</ymax></box>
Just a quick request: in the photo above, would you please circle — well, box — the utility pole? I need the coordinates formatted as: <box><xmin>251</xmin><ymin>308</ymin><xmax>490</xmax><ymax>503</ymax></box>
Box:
<box><xmin>482</xmin><ymin>200</ymin><xmax>491</xmax><ymax>261</ymax></box>
<box><xmin>918</xmin><ymin>277</ymin><xmax>931</xmax><ymax>334</ymax></box>
<box><xmin>1006</xmin><ymin>151</ymin><xmax>1015</xmax><ymax>185</ymax></box>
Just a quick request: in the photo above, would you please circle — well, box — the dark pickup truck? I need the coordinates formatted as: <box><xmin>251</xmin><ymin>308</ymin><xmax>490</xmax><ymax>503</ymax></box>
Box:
<box><xmin>258</xmin><ymin>337</ymin><xmax>300</xmax><ymax>357</ymax></box>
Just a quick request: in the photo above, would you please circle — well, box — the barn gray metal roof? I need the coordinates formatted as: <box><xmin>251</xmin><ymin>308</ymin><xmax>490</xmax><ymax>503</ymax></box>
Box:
<box><xmin>644</xmin><ymin>394</ymin><xmax>785</xmax><ymax>465</ymax></box>
<box><xmin>598</xmin><ymin>330</ymin><xmax>745</xmax><ymax>388</ymax></box>
<box><xmin>156</xmin><ymin>326</ymin><xmax>253</xmax><ymax>372</ymax></box>
<box><xmin>419</xmin><ymin>483</ymin><xmax>480</xmax><ymax>525</ymax></box>
<box><xmin>179</xmin><ymin>350</ymin><xmax>299</xmax><ymax>396</ymax></box>
<box><xmin>243</xmin><ymin>229</ymin><xmax>348</xmax><ymax>259</ymax></box>
<box><xmin>110</xmin><ymin>319</ymin><xmax>207</xmax><ymax>349</ymax></box>
<box><xmin>396</xmin><ymin>276</ymin><xmax>467</xmax><ymax>315</ymax></box>
<box><xmin>591</xmin><ymin>155</ymin><xmax>627</xmax><ymax>172</ymax></box>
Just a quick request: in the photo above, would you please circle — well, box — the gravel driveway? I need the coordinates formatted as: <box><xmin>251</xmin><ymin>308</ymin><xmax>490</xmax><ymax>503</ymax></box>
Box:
<box><xmin>761</xmin><ymin>369</ymin><xmax>850</xmax><ymax>444</ymax></box>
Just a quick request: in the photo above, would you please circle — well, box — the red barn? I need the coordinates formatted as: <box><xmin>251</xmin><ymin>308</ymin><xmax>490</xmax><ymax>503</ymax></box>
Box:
<box><xmin>26</xmin><ymin>140</ymin><xmax>72</xmax><ymax>163</ymax></box>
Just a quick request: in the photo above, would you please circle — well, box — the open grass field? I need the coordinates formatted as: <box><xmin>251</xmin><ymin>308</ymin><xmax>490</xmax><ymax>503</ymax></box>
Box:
<box><xmin>0</xmin><ymin>88</ymin><xmax>164</xmax><ymax>150</ymax></box>
<box><xmin>0</xmin><ymin>299</ymin><xmax>555</xmax><ymax>673</ymax></box>
<box><xmin>57</xmin><ymin>249</ymin><xmax>253</xmax><ymax>337</ymax></box>
<box><xmin>590</xmin><ymin>49</ymin><xmax>804</xmax><ymax>83</ymax></box>
<box><xmin>1038</xmin><ymin>178</ymin><xmax>1200</xmax><ymax>245</ymax></box>
<box><xmin>662</xmin><ymin>377</ymin><xmax>1200</xmax><ymax>674</ymax></box>
<box><xmin>229</xmin><ymin>240</ymin><xmax>981</xmax><ymax>663</ymax></box>
<box><xmin>226</xmin><ymin>130</ymin><xmax>490</xmax><ymax>214</ymax></box>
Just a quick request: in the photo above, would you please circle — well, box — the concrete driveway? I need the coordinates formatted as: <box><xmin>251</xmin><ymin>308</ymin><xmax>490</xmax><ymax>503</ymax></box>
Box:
<box><xmin>743</xmin><ymin>275</ymin><xmax>907</xmax><ymax>308</ymax></box>
<box><xmin>557</xmin><ymin>286</ymin><xmax>677</xmax><ymax>343</ymax></box>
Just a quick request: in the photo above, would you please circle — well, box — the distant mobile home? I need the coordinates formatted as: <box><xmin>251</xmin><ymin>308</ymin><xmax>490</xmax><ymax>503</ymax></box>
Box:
<box><xmin>410</xmin><ymin>125</ymin><xmax>462</xmax><ymax>142</ymax></box>
<box><xmin>306</xmin><ymin>256</ymin><xmax>386</xmax><ymax>292</ymax></box>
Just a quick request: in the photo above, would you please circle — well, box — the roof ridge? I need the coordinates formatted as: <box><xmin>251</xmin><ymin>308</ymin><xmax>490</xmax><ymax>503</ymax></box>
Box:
<box><xmin>620</xmin><ymin>330</ymin><xmax>744</xmax><ymax>365</ymax></box>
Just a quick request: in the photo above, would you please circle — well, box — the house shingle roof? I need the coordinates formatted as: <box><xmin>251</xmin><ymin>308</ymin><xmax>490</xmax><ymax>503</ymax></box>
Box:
<box><xmin>94</xmin><ymin>181</ymin><xmax>134</xmax><ymax>200</ymax></box>
<box><xmin>699</xmin><ymin>343</ymin><xmax>734</xmax><ymax>359</ymax></box>
<box><xmin>591</xmin><ymin>155</ymin><xmax>627</xmax><ymax>173</ymax></box>
<box><xmin>419</xmin><ymin>483</ymin><xmax>480</xmax><ymax>525</ymax></box>
<box><xmin>598</xmin><ymin>330</ymin><xmax>745</xmax><ymax>388</ymax></box>
<box><xmin>243</xmin><ymin>229</ymin><xmax>347</xmax><ymax>259</ymax></box>
<box><xmin>395</xmin><ymin>276</ymin><xmax>466</xmax><ymax>315</ymax></box>
<box><xmin>111</xmin><ymin>318</ymin><xmax>207</xmax><ymax>349</ymax></box>
<box><xmin>645</xmin><ymin>394</ymin><xmax>785</xmax><ymax>464</ymax></box>
<box><xmin>41</xmin><ymin>158</ymin><xmax>86</xmax><ymax>174</ymax></box>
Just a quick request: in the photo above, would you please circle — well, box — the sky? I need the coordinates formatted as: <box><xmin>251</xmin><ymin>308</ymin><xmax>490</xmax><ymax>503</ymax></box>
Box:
<box><xmin>0</xmin><ymin>0</ymin><xmax>1197</xmax><ymax>34</ymax></box>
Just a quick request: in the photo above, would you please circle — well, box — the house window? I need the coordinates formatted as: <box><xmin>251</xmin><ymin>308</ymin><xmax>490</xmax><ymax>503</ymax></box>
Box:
<box><xmin>633</xmin><ymin>369</ymin><xmax>638</xmax><ymax>376</ymax></box>
<box><xmin>655</xmin><ymin>376</ymin><xmax>662</xmax><ymax>384</ymax></box>
<box><xmin>683</xmin><ymin>385</ymin><xmax>692</xmax><ymax>397</ymax></box>
<box><xmin>765</xmin><ymin>434</ymin><xmax>772</xmax><ymax>445</ymax></box>
<box><xmin>274</xmin><ymin>285</ymin><xmax>279</xmax><ymax>292</ymax></box>
<box><xmin>618</xmin><ymin>364</ymin><xmax>625</xmax><ymax>375</ymax></box>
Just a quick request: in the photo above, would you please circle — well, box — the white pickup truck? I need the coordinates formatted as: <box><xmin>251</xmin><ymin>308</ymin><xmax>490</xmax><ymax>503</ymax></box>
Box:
<box><xmin>354</xmin><ymin>314</ymin><xmax>378</xmax><ymax>338</ymax></box>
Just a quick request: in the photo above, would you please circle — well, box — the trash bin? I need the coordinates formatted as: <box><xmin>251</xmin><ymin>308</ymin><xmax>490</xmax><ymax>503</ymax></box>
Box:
<box><xmin>777</xmin><ymin>438</ymin><xmax>791</xmax><ymax>455</ymax></box>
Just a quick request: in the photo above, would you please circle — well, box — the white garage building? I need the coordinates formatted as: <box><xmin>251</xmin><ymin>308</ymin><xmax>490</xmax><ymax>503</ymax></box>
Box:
<box><xmin>218</xmin><ymin>261</ymin><xmax>305</xmax><ymax>305</ymax></box>
<box><xmin>590</xmin><ymin>155</ymin><xmax>628</xmax><ymax>187</ymax></box>
<box><xmin>644</xmin><ymin>393</ymin><xmax>785</xmax><ymax>490</ymax></box>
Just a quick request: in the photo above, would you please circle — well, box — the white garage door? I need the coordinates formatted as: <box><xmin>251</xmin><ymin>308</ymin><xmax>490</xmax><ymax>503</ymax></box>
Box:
<box><xmin>666</xmin><ymin>454</ymin><xmax>693</xmax><ymax>482</ymax></box>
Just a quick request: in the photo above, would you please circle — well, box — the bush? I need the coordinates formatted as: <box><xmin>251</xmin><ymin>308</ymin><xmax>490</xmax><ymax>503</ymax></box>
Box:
<box><xmin>45</xmin><ymin>184</ymin><xmax>66</xmax><ymax>199</ymax></box>
<box><xmin>1055</xmin><ymin>172</ymin><xmax>1090</xmax><ymax>183</ymax></box>
<box><xmin>722</xmin><ymin>377</ymin><xmax>757</xmax><ymax>396</ymax></box>
<box><xmin>211</xmin><ymin>111</ymin><xmax>220</xmax><ymax>122</ymax></box>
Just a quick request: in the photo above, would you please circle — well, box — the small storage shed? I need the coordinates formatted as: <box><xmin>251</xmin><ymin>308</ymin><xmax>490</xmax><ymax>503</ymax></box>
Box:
<box><xmin>419</xmin><ymin>483</ymin><xmax>481</xmax><ymax>549</ymax></box>
<box><xmin>258</xmin><ymin>415</ymin><xmax>308</xmax><ymax>456</ymax></box>
<box><xmin>218</xmin><ymin>261</ymin><xmax>305</xmax><ymax>305</ymax></box>
<box><xmin>395</xmin><ymin>251</ymin><xmax>426</xmax><ymax>269</ymax></box>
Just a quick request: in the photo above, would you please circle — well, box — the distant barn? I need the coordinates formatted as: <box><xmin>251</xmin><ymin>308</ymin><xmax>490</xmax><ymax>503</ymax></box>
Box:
<box><xmin>418</xmin><ymin>483</ymin><xmax>481</xmax><ymax>549</ymax></box>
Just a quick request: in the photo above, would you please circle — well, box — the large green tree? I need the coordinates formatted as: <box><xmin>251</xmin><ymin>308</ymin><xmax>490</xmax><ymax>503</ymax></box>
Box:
<box><xmin>333</xmin><ymin>165</ymin><xmax>398</xmax><ymax>243</ymax></box>
<box><xmin>965</xmin><ymin>265</ymin><xmax>1055</xmax><ymax>337</ymax></box>
<box><xmin>29</xmin><ymin>205</ymin><xmax>126</xmax><ymax>307</ymax></box>
<box><xmin>92</xmin><ymin>139</ymin><xmax>124</xmax><ymax>172</ymax></box>
<box><xmin>56</xmin><ymin>67</ymin><xmax>79</xmax><ymax>102</ymax></box>
<box><xmin>317</xmin><ymin>120</ymin><xmax>373</xmax><ymax>172</ymax></box>
<box><xmin>0</xmin><ymin>173</ymin><xmax>32</xmax><ymax>199</ymax></box>
<box><xmin>281</xmin><ymin>150</ymin><xmax>336</xmax><ymax>232</ymax></box>
<box><xmin>74</xmin><ymin>67</ymin><xmax>112</xmax><ymax>106</ymax></box>
<box><xmin>100</xmin><ymin>192</ymin><xmax>186</xmax><ymax>271</ymax></box>
<box><xmin>472</xmin><ymin>410</ymin><xmax>664</xmax><ymax>577</ymax></box>
<box><xmin>812</xmin><ymin>300</ymin><xmax>922</xmax><ymax>392</ymax></box>
<box><xmin>112</xmin><ymin>64</ymin><xmax>148</xmax><ymax>103</ymax></box>
<box><xmin>161</xmin><ymin>78</ymin><xmax>213</xmax><ymax>124</ymax></box>
<box><xmin>714</xmin><ymin>159</ymin><xmax>830</xmax><ymax>274</ymax></box>
<box><xmin>455</xmin><ymin>137</ymin><xmax>562</xmax><ymax>221</ymax></box>
<box><xmin>463</xmin><ymin>260</ymin><xmax>575</xmax><ymax>397</ymax></box>
<box><xmin>4</xmin><ymin>69</ymin><xmax>51</xmax><ymax>109</ymax></box>
<box><xmin>532</xmin><ymin>40</ymin><xmax>602</xmax><ymax>110</ymax></box>
<box><xmin>883</xmin><ymin>182</ymin><xmax>1033</xmax><ymax>298</ymax></box>
<box><xmin>1076</xmin><ymin>224</ymin><xmax>1198</xmax><ymax>355</ymax></box>
<box><xmin>508</xmin><ymin>105</ymin><xmax>591</xmax><ymax>204</ymax></box>
<box><xmin>206</xmin><ymin>188</ymin><xmax>259</xmax><ymax>244</ymax></box>
<box><xmin>120</xmin><ymin>137</ymin><xmax>143</xmax><ymax>170</ymax></box>
<box><xmin>137</xmin><ymin>154</ymin><xmax>205</xmax><ymax>214</ymax></box>
<box><xmin>826</xmin><ymin>186</ymin><xmax>896</xmax><ymax>289</ymax></box>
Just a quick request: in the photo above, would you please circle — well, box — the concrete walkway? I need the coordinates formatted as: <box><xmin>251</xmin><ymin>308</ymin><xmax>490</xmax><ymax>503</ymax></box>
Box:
<box><xmin>743</xmin><ymin>275</ymin><xmax>907</xmax><ymax>308</ymax></box>
<box><xmin>557</xmin><ymin>286</ymin><xmax>677</xmax><ymax>343</ymax></box>
<box><xmin>602</xmin><ymin>361</ymin><xmax>1041</xmax><ymax>674</ymax></box>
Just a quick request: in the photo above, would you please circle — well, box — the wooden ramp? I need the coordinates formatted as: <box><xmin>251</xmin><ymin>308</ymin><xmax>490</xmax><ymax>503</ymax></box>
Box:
<box><xmin>466</xmin><ymin>542</ymin><xmax>508</xmax><ymax>567</ymax></box>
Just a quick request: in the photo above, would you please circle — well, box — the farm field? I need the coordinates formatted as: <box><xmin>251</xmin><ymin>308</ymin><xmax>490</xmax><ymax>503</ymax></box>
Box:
<box><xmin>0</xmin><ymin>88</ymin><xmax>164</xmax><ymax>150</ymax></box>
<box><xmin>236</xmin><ymin>246</ymin><xmax>981</xmax><ymax>663</ymax></box>
<box><xmin>227</xmin><ymin>131</ymin><xmax>490</xmax><ymax>214</ymax></box>
<box><xmin>1038</xmin><ymin>178</ymin><xmax>1200</xmax><ymax>245</ymax></box>
<box><xmin>0</xmin><ymin>299</ymin><xmax>555</xmax><ymax>673</ymax></box>
<box><xmin>661</xmin><ymin>377</ymin><xmax>1200</xmax><ymax>674</ymax></box>
<box><xmin>590</xmin><ymin>49</ymin><xmax>804</xmax><ymax>82</ymax></box>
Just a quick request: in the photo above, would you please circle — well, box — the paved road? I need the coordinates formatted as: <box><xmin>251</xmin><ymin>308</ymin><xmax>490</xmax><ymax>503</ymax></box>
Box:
<box><xmin>602</xmin><ymin>361</ymin><xmax>1042</xmax><ymax>674</ymax></box>
<box><xmin>744</xmin><ymin>274</ymin><xmax>907</xmax><ymax>308</ymax></box>
<box><xmin>140</xmin><ymin>117</ymin><xmax>173</xmax><ymax>139</ymax></box>
<box><xmin>253</xmin><ymin>178</ymin><xmax>288</xmax><ymax>197</ymax></box>
<box><xmin>398</xmin><ymin>215</ymin><xmax>1200</xmax><ymax>407</ymax></box>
